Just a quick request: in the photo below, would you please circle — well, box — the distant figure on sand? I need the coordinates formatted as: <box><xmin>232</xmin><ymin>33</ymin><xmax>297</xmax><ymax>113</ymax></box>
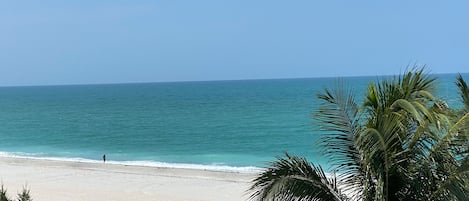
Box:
<box><xmin>103</xmin><ymin>154</ymin><xmax>106</xmax><ymax>163</ymax></box>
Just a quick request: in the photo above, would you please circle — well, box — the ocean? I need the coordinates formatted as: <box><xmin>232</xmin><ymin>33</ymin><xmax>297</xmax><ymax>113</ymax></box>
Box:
<box><xmin>0</xmin><ymin>73</ymin><xmax>467</xmax><ymax>173</ymax></box>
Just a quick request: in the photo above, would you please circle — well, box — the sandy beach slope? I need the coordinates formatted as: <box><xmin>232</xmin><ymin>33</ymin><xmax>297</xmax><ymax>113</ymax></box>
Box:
<box><xmin>0</xmin><ymin>156</ymin><xmax>255</xmax><ymax>201</ymax></box>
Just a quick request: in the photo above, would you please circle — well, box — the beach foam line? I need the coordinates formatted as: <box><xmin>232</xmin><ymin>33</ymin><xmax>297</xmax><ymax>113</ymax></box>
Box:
<box><xmin>0</xmin><ymin>151</ymin><xmax>264</xmax><ymax>174</ymax></box>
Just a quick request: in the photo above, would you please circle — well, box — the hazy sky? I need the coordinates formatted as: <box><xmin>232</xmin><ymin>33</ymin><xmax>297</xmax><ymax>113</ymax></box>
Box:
<box><xmin>1</xmin><ymin>1</ymin><xmax>468</xmax><ymax>86</ymax></box>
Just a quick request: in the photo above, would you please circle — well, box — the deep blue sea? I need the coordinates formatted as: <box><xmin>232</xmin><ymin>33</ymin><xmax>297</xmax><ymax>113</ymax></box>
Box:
<box><xmin>0</xmin><ymin>74</ymin><xmax>467</xmax><ymax>172</ymax></box>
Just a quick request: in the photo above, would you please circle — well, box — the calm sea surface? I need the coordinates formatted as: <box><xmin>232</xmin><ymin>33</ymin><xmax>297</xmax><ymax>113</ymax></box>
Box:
<box><xmin>0</xmin><ymin>74</ymin><xmax>467</xmax><ymax>172</ymax></box>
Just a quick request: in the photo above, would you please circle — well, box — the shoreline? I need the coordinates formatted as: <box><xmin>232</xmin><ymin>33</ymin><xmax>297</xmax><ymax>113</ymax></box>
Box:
<box><xmin>0</xmin><ymin>156</ymin><xmax>256</xmax><ymax>201</ymax></box>
<box><xmin>0</xmin><ymin>152</ymin><xmax>264</xmax><ymax>174</ymax></box>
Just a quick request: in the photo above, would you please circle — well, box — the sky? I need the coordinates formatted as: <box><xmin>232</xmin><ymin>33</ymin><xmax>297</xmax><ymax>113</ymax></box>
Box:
<box><xmin>1</xmin><ymin>1</ymin><xmax>468</xmax><ymax>86</ymax></box>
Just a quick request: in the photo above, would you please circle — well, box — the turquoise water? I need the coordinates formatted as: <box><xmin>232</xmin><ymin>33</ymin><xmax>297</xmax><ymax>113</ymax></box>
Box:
<box><xmin>0</xmin><ymin>74</ymin><xmax>467</xmax><ymax>172</ymax></box>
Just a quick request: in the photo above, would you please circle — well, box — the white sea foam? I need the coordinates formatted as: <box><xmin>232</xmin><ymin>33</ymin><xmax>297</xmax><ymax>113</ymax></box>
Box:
<box><xmin>0</xmin><ymin>152</ymin><xmax>264</xmax><ymax>174</ymax></box>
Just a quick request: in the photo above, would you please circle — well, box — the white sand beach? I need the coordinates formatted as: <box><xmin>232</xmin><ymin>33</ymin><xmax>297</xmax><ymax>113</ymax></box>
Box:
<box><xmin>0</xmin><ymin>156</ymin><xmax>255</xmax><ymax>201</ymax></box>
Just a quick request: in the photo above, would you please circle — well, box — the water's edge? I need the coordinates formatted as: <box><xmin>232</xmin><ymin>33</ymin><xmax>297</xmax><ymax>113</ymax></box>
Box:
<box><xmin>0</xmin><ymin>151</ymin><xmax>264</xmax><ymax>174</ymax></box>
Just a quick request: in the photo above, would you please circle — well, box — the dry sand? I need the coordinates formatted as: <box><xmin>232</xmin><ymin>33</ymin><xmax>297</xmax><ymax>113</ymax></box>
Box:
<box><xmin>0</xmin><ymin>156</ymin><xmax>256</xmax><ymax>201</ymax></box>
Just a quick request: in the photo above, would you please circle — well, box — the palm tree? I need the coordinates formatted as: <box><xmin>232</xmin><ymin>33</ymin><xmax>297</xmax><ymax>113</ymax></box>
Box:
<box><xmin>250</xmin><ymin>69</ymin><xmax>469</xmax><ymax>201</ymax></box>
<box><xmin>0</xmin><ymin>184</ymin><xmax>32</xmax><ymax>201</ymax></box>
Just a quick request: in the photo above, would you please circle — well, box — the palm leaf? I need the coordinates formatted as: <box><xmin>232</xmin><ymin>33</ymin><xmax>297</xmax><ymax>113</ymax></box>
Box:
<box><xmin>456</xmin><ymin>74</ymin><xmax>469</xmax><ymax>112</ymax></box>
<box><xmin>315</xmin><ymin>82</ymin><xmax>364</xmax><ymax>199</ymax></box>
<box><xmin>250</xmin><ymin>153</ymin><xmax>347</xmax><ymax>201</ymax></box>
<box><xmin>427</xmin><ymin>155</ymin><xmax>469</xmax><ymax>201</ymax></box>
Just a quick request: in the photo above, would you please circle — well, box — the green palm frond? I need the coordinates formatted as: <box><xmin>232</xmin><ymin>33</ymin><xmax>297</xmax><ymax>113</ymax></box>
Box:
<box><xmin>250</xmin><ymin>153</ymin><xmax>347</xmax><ymax>201</ymax></box>
<box><xmin>456</xmin><ymin>74</ymin><xmax>469</xmax><ymax>112</ymax></box>
<box><xmin>404</xmin><ymin>109</ymin><xmax>469</xmax><ymax>200</ymax></box>
<box><xmin>396</xmin><ymin>67</ymin><xmax>436</xmax><ymax>97</ymax></box>
<box><xmin>16</xmin><ymin>186</ymin><xmax>32</xmax><ymax>201</ymax></box>
<box><xmin>431</xmin><ymin>112</ymin><xmax>469</xmax><ymax>201</ymax></box>
<box><xmin>0</xmin><ymin>184</ymin><xmax>11</xmax><ymax>201</ymax></box>
<box><xmin>366</xmin><ymin>68</ymin><xmax>436</xmax><ymax>114</ymax></box>
<box><xmin>427</xmin><ymin>155</ymin><xmax>469</xmax><ymax>201</ymax></box>
<box><xmin>429</xmin><ymin>112</ymin><xmax>469</xmax><ymax>161</ymax></box>
<box><xmin>359</xmin><ymin>114</ymin><xmax>406</xmax><ymax>200</ymax></box>
<box><xmin>315</xmin><ymin>82</ymin><xmax>364</xmax><ymax>199</ymax></box>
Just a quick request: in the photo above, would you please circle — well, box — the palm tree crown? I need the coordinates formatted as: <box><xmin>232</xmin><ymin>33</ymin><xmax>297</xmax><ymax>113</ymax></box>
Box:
<box><xmin>250</xmin><ymin>68</ymin><xmax>469</xmax><ymax>201</ymax></box>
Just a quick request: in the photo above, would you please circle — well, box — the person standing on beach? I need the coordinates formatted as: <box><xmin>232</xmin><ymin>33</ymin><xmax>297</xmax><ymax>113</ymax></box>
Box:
<box><xmin>103</xmin><ymin>154</ymin><xmax>106</xmax><ymax>163</ymax></box>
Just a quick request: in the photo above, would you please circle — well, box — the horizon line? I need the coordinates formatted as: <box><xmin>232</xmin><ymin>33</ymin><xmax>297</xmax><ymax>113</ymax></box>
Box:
<box><xmin>1</xmin><ymin>72</ymin><xmax>468</xmax><ymax>88</ymax></box>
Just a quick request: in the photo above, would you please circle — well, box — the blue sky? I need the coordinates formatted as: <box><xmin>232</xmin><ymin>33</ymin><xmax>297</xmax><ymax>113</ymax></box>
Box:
<box><xmin>1</xmin><ymin>1</ymin><xmax>468</xmax><ymax>86</ymax></box>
